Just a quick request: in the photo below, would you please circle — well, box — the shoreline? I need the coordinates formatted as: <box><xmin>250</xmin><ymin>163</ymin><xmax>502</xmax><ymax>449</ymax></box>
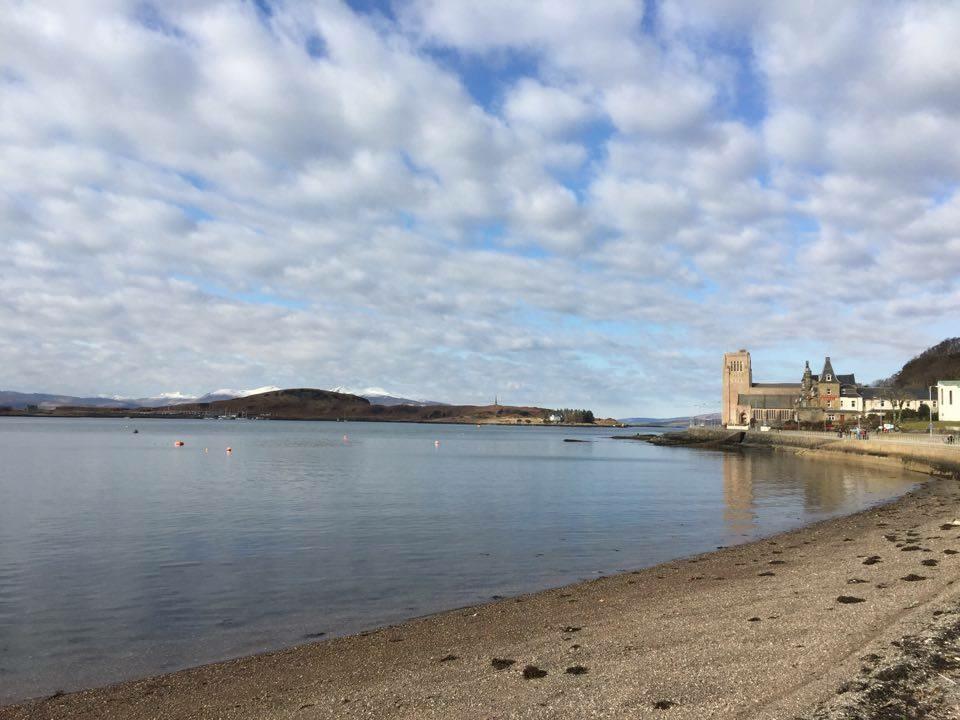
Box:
<box><xmin>0</xmin><ymin>414</ymin><xmax>623</xmax><ymax>428</ymax></box>
<box><xmin>5</xmin><ymin>443</ymin><xmax>960</xmax><ymax>718</ymax></box>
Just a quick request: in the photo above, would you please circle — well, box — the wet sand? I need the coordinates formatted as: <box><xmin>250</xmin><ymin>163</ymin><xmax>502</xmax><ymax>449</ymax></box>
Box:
<box><xmin>5</xmin><ymin>462</ymin><xmax>960</xmax><ymax>718</ymax></box>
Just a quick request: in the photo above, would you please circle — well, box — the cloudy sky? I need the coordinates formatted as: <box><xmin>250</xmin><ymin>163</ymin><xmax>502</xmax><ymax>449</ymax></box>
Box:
<box><xmin>2</xmin><ymin>0</ymin><xmax>959</xmax><ymax>417</ymax></box>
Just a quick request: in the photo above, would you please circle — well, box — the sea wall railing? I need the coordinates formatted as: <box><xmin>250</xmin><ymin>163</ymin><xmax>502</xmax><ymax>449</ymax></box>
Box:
<box><xmin>760</xmin><ymin>428</ymin><xmax>959</xmax><ymax>448</ymax></box>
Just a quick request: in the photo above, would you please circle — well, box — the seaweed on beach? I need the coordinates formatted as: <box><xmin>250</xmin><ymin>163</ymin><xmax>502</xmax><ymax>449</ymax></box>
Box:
<box><xmin>798</xmin><ymin>604</ymin><xmax>960</xmax><ymax>720</ymax></box>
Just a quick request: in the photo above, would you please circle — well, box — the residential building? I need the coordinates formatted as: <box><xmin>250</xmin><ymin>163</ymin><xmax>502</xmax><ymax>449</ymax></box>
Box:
<box><xmin>939</xmin><ymin>381</ymin><xmax>960</xmax><ymax>422</ymax></box>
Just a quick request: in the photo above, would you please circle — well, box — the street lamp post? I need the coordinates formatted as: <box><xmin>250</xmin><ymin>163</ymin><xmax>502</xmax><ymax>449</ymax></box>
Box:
<box><xmin>929</xmin><ymin>385</ymin><xmax>936</xmax><ymax>436</ymax></box>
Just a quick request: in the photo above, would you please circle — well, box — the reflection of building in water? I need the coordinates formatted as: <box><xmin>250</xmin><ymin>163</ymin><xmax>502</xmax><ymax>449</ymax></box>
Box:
<box><xmin>800</xmin><ymin>461</ymin><xmax>854</xmax><ymax>513</ymax></box>
<box><xmin>722</xmin><ymin>453</ymin><xmax>757</xmax><ymax>537</ymax></box>
<box><xmin>725</xmin><ymin>451</ymin><xmax>915</xmax><ymax>527</ymax></box>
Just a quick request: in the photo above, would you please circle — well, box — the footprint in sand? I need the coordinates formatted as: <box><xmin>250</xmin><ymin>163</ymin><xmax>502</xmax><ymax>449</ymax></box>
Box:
<box><xmin>944</xmin><ymin>549</ymin><xmax>959</xmax><ymax>555</ymax></box>
<box><xmin>522</xmin><ymin>665</ymin><xmax>548</xmax><ymax>679</ymax></box>
<box><xmin>491</xmin><ymin>658</ymin><xmax>516</xmax><ymax>670</ymax></box>
<box><xmin>758</xmin><ymin>571</ymin><xmax>775</xmax><ymax>577</ymax></box>
<box><xmin>901</xmin><ymin>574</ymin><xmax>927</xmax><ymax>582</ymax></box>
<box><xmin>653</xmin><ymin>700</ymin><xmax>677</xmax><ymax>710</ymax></box>
<box><xmin>921</xmin><ymin>559</ymin><xmax>939</xmax><ymax>567</ymax></box>
<box><xmin>837</xmin><ymin>596</ymin><xmax>866</xmax><ymax>604</ymax></box>
<box><xmin>863</xmin><ymin>556</ymin><xmax>882</xmax><ymax>565</ymax></box>
<box><xmin>565</xmin><ymin>665</ymin><xmax>588</xmax><ymax>675</ymax></box>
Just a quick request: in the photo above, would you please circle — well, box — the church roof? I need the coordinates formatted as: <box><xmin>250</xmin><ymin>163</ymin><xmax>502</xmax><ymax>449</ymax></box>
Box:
<box><xmin>738</xmin><ymin>394</ymin><xmax>797</xmax><ymax>408</ymax></box>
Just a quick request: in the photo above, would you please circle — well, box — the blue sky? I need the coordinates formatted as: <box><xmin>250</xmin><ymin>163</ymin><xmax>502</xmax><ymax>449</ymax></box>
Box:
<box><xmin>2</xmin><ymin>0</ymin><xmax>960</xmax><ymax>417</ymax></box>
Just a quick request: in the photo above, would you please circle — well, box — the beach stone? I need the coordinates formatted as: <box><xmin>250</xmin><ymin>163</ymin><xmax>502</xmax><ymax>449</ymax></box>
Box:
<box><xmin>522</xmin><ymin>664</ymin><xmax>547</xmax><ymax>679</ymax></box>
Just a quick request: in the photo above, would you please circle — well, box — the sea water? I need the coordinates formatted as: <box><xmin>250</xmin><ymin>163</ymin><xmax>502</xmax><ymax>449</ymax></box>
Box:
<box><xmin>0</xmin><ymin>418</ymin><xmax>918</xmax><ymax>702</ymax></box>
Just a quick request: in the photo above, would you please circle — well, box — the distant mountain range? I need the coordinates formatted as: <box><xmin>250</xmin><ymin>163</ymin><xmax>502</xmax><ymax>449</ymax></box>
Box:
<box><xmin>0</xmin><ymin>385</ymin><xmax>444</xmax><ymax>410</ymax></box>
<box><xmin>328</xmin><ymin>387</ymin><xmax>446</xmax><ymax>407</ymax></box>
<box><xmin>619</xmin><ymin>413</ymin><xmax>721</xmax><ymax>427</ymax></box>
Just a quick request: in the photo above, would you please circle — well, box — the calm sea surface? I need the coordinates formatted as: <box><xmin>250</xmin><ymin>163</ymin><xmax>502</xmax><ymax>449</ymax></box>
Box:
<box><xmin>0</xmin><ymin>417</ymin><xmax>919</xmax><ymax>702</ymax></box>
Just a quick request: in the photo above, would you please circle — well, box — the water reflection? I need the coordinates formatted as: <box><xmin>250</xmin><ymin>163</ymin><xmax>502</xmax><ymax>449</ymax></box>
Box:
<box><xmin>720</xmin><ymin>449</ymin><xmax>915</xmax><ymax>540</ymax></box>
<box><xmin>722</xmin><ymin>452</ymin><xmax>757</xmax><ymax>537</ymax></box>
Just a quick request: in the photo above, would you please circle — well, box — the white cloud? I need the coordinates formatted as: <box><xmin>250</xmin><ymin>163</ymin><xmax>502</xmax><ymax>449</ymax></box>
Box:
<box><xmin>503</xmin><ymin>78</ymin><xmax>594</xmax><ymax>136</ymax></box>
<box><xmin>1</xmin><ymin>0</ymin><xmax>958</xmax><ymax>417</ymax></box>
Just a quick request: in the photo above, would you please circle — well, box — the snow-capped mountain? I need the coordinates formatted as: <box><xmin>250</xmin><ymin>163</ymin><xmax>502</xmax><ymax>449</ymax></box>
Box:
<box><xmin>0</xmin><ymin>386</ymin><xmax>283</xmax><ymax>409</ymax></box>
<box><xmin>328</xmin><ymin>386</ymin><xmax>445</xmax><ymax>407</ymax></box>
<box><xmin>2</xmin><ymin>385</ymin><xmax>443</xmax><ymax>410</ymax></box>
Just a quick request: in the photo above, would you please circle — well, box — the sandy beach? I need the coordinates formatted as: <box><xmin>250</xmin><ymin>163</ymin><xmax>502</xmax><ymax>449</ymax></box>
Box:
<box><xmin>5</xmin><ymin>444</ymin><xmax>960</xmax><ymax>719</ymax></box>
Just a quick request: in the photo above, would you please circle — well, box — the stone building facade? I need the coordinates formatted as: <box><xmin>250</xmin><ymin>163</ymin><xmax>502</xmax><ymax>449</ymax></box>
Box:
<box><xmin>721</xmin><ymin>350</ymin><xmax>934</xmax><ymax>428</ymax></box>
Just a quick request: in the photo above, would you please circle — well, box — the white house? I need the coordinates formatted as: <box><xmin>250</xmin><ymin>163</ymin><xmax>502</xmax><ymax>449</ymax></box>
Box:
<box><xmin>857</xmin><ymin>387</ymin><xmax>937</xmax><ymax>416</ymax></box>
<box><xmin>939</xmin><ymin>381</ymin><xmax>960</xmax><ymax>422</ymax></box>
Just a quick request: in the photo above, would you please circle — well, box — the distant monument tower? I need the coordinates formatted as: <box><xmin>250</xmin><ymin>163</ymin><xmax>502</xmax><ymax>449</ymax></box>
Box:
<box><xmin>722</xmin><ymin>350</ymin><xmax>752</xmax><ymax>426</ymax></box>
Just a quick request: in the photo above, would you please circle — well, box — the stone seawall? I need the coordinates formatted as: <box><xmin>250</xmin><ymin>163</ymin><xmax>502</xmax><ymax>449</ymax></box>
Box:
<box><xmin>650</xmin><ymin>428</ymin><xmax>960</xmax><ymax>479</ymax></box>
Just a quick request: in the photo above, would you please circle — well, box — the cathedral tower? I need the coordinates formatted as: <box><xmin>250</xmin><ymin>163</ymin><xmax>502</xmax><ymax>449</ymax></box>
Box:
<box><xmin>722</xmin><ymin>350</ymin><xmax>752</xmax><ymax>426</ymax></box>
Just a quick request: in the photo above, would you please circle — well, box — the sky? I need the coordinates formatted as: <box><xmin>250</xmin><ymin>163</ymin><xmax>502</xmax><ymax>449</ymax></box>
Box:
<box><xmin>2</xmin><ymin>0</ymin><xmax>959</xmax><ymax>418</ymax></box>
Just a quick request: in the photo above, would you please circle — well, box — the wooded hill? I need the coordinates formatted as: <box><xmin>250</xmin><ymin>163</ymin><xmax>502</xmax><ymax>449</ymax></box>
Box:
<box><xmin>885</xmin><ymin>338</ymin><xmax>960</xmax><ymax>388</ymax></box>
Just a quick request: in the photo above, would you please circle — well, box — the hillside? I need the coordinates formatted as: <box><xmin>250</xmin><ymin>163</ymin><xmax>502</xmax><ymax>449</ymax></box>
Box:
<box><xmin>16</xmin><ymin>388</ymin><xmax>614</xmax><ymax>425</ymax></box>
<box><xmin>888</xmin><ymin>337</ymin><xmax>960</xmax><ymax>388</ymax></box>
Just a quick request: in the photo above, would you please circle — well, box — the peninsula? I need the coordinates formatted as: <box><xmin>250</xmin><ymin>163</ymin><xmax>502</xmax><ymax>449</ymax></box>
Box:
<box><xmin>0</xmin><ymin>388</ymin><xmax>617</xmax><ymax>426</ymax></box>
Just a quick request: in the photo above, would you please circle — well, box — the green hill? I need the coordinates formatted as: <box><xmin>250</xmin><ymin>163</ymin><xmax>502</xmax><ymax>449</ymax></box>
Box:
<box><xmin>889</xmin><ymin>337</ymin><xmax>960</xmax><ymax>388</ymax></box>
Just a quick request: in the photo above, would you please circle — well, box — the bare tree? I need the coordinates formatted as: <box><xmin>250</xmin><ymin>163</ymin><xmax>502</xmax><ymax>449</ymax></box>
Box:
<box><xmin>879</xmin><ymin>387</ymin><xmax>910</xmax><ymax>427</ymax></box>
